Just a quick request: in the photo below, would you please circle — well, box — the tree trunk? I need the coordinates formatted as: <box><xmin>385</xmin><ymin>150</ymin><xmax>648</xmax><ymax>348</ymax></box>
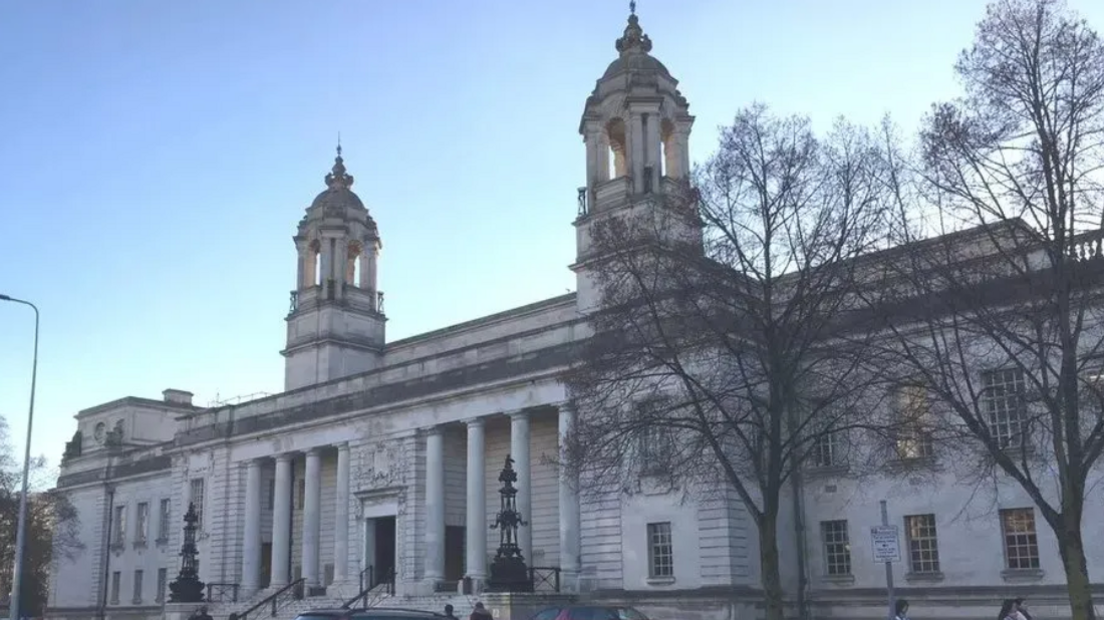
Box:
<box><xmin>759</xmin><ymin>515</ymin><xmax>786</xmax><ymax>620</ymax></box>
<box><xmin>1057</xmin><ymin>522</ymin><xmax>1097</xmax><ymax>620</ymax></box>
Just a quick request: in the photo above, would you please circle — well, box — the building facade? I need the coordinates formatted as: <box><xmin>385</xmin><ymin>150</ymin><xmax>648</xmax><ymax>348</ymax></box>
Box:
<box><xmin>48</xmin><ymin>8</ymin><xmax>1104</xmax><ymax>620</ymax></box>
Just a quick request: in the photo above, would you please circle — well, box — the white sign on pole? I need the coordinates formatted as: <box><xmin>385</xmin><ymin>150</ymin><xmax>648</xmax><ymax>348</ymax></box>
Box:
<box><xmin>870</xmin><ymin>525</ymin><xmax>901</xmax><ymax>563</ymax></box>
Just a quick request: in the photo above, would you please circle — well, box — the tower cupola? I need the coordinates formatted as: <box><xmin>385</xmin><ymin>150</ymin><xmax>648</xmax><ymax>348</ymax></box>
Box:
<box><xmin>282</xmin><ymin>146</ymin><xmax>387</xmax><ymax>390</ymax></box>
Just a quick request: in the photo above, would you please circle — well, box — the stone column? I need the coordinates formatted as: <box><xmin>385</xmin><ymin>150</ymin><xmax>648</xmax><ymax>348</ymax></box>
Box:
<box><xmin>424</xmin><ymin>427</ymin><xmax>446</xmax><ymax>583</ymax></box>
<box><xmin>630</xmin><ymin>113</ymin><xmax>646</xmax><ymax>193</ymax></box>
<box><xmin>302</xmin><ymin>448</ymin><xmax>323</xmax><ymax>586</ymax></box>
<box><xmin>558</xmin><ymin>406</ymin><xmax>581</xmax><ymax>589</ymax></box>
<box><xmin>334</xmin><ymin>443</ymin><xmax>351</xmax><ymax>584</ymax></box>
<box><xmin>645</xmin><ymin>114</ymin><xmax>662</xmax><ymax>191</ymax></box>
<box><xmin>465</xmin><ymin>418</ymin><xmax>487</xmax><ymax>583</ymax></box>
<box><xmin>271</xmin><ymin>453</ymin><xmax>294</xmax><ymax>586</ymax></box>
<box><xmin>241</xmin><ymin>458</ymin><xmax>264</xmax><ymax>594</ymax></box>
<box><xmin>509</xmin><ymin>412</ymin><xmax>532</xmax><ymax>564</ymax></box>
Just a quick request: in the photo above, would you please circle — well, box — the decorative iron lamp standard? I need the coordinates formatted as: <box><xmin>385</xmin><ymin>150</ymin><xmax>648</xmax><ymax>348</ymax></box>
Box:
<box><xmin>0</xmin><ymin>294</ymin><xmax>39</xmax><ymax>620</ymax></box>
<box><xmin>168</xmin><ymin>503</ymin><xmax>207</xmax><ymax>603</ymax></box>
<box><xmin>487</xmin><ymin>455</ymin><xmax>533</xmax><ymax>592</ymax></box>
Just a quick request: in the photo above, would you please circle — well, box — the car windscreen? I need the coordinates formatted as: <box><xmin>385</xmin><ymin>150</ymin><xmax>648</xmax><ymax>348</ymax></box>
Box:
<box><xmin>295</xmin><ymin>614</ymin><xmax>346</xmax><ymax>620</ymax></box>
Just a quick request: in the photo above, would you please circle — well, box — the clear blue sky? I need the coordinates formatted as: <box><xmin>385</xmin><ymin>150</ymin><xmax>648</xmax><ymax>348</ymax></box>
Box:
<box><xmin>2</xmin><ymin>0</ymin><xmax>1102</xmax><ymax>480</ymax></box>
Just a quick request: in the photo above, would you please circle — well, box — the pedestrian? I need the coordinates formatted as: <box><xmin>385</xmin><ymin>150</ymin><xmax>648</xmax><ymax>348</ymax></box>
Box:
<box><xmin>470</xmin><ymin>602</ymin><xmax>493</xmax><ymax>620</ymax></box>
<box><xmin>444</xmin><ymin>604</ymin><xmax>459</xmax><ymax>620</ymax></box>
<box><xmin>999</xmin><ymin>600</ymin><xmax>1018</xmax><ymax>620</ymax></box>
<box><xmin>894</xmin><ymin>599</ymin><xmax>910</xmax><ymax>620</ymax></box>
<box><xmin>1013</xmin><ymin>598</ymin><xmax>1033</xmax><ymax>620</ymax></box>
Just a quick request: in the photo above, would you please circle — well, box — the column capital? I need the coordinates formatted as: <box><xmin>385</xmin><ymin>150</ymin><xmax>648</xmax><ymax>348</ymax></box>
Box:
<box><xmin>508</xmin><ymin>410</ymin><xmax>530</xmax><ymax>422</ymax></box>
<box><xmin>275</xmin><ymin>452</ymin><xmax>296</xmax><ymax>464</ymax></box>
<box><xmin>305</xmin><ymin>446</ymin><xmax>323</xmax><ymax>457</ymax></box>
<box><xmin>336</xmin><ymin>442</ymin><xmax>350</xmax><ymax>452</ymax></box>
<box><xmin>463</xmin><ymin>417</ymin><xmax>486</xmax><ymax>428</ymax></box>
<box><xmin>423</xmin><ymin>425</ymin><xmax>444</xmax><ymax>437</ymax></box>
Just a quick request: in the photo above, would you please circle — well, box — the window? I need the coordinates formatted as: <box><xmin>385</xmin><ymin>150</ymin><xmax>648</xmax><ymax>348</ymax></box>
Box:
<box><xmin>821</xmin><ymin>520</ymin><xmax>851</xmax><ymax>576</ymax></box>
<box><xmin>156</xmin><ymin>568</ymin><xmax>167</xmax><ymax>603</ymax></box>
<box><xmin>110</xmin><ymin>571</ymin><xmax>121</xmax><ymax>604</ymax></box>
<box><xmin>135</xmin><ymin>502</ymin><xmax>149</xmax><ymax>545</ymax></box>
<box><xmin>896</xmin><ymin>385</ymin><xmax>934</xmax><ymax>459</ymax></box>
<box><xmin>189</xmin><ymin>478</ymin><xmax>205</xmax><ymax>528</ymax></box>
<box><xmin>982</xmin><ymin>368</ymin><xmax>1027</xmax><ymax>448</ymax></box>
<box><xmin>811</xmin><ymin>432</ymin><xmax>840</xmax><ymax>468</ymax></box>
<box><xmin>904</xmin><ymin>514</ymin><xmax>940</xmax><ymax>574</ymax></box>
<box><xmin>638</xmin><ymin>427</ymin><xmax>675</xmax><ymax>474</ymax></box>
<box><xmin>268</xmin><ymin>478</ymin><xmax>276</xmax><ymax>510</ymax></box>
<box><xmin>158</xmin><ymin>499</ymin><xmax>170</xmax><ymax>542</ymax></box>
<box><xmin>112</xmin><ymin>505</ymin><xmax>127</xmax><ymax>547</ymax></box>
<box><xmin>646</xmin><ymin>522</ymin><xmax>674</xmax><ymax>579</ymax></box>
<box><xmin>1000</xmin><ymin>508</ymin><xmax>1040</xmax><ymax>570</ymax></box>
<box><xmin>132</xmin><ymin>569</ymin><xmax>144</xmax><ymax>604</ymax></box>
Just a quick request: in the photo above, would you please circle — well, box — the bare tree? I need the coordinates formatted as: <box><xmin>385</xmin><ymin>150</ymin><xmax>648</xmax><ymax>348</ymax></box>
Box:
<box><xmin>0</xmin><ymin>418</ymin><xmax>85</xmax><ymax>617</ymax></box>
<box><xmin>875</xmin><ymin>1</ymin><xmax>1104</xmax><ymax>618</ymax></box>
<box><xmin>565</xmin><ymin>106</ymin><xmax>893</xmax><ymax>620</ymax></box>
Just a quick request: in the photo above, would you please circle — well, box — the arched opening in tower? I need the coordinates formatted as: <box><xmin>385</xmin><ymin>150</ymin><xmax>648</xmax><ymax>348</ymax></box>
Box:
<box><xmin>661</xmin><ymin>118</ymin><xmax>678</xmax><ymax>179</ymax></box>
<box><xmin>310</xmin><ymin>239</ymin><xmax>322</xmax><ymax>287</ymax></box>
<box><xmin>606</xmin><ymin>117</ymin><xmax>628</xmax><ymax>179</ymax></box>
<box><xmin>347</xmin><ymin>241</ymin><xmax>363</xmax><ymax>287</ymax></box>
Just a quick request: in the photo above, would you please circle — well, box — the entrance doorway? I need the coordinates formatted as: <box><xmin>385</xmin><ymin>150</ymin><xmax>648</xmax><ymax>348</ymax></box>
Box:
<box><xmin>260</xmin><ymin>542</ymin><xmax>272</xmax><ymax>588</ymax></box>
<box><xmin>363</xmin><ymin>515</ymin><xmax>397</xmax><ymax>589</ymax></box>
<box><xmin>374</xmin><ymin>516</ymin><xmax>396</xmax><ymax>581</ymax></box>
<box><xmin>444</xmin><ymin>525</ymin><xmax>465</xmax><ymax>582</ymax></box>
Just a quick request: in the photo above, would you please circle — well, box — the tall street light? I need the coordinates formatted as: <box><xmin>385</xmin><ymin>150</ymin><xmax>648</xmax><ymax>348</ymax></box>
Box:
<box><xmin>0</xmin><ymin>294</ymin><xmax>38</xmax><ymax>620</ymax></box>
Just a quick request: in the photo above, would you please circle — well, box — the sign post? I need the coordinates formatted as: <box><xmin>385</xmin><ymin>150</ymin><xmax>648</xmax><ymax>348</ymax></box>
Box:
<box><xmin>871</xmin><ymin>500</ymin><xmax>899</xmax><ymax>619</ymax></box>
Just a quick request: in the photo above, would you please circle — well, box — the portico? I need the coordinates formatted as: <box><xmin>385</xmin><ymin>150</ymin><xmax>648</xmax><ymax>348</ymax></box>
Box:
<box><xmin>235</xmin><ymin>405</ymin><xmax>580</xmax><ymax>598</ymax></box>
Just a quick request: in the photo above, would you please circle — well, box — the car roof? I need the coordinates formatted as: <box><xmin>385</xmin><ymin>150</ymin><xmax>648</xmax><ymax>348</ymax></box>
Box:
<box><xmin>296</xmin><ymin>609</ymin><xmax>445</xmax><ymax>617</ymax></box>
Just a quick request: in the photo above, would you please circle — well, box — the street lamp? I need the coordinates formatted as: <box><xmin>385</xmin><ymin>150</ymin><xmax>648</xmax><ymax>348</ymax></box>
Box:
<box><xmin>0</xmin><ymin>294</ymin><xmax>39</xmax><ymax>620</ymax></box>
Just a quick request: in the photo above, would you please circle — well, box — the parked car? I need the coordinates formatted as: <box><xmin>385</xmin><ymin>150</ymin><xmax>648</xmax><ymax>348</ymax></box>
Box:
<box><xmin>530</xmin><ymin>606</ymin><xmax>650</xmax><ymax>620</ymax></box>
<box><xmin>294</xmin><ymin>608</ymin><xmax>447</xmax><ymax>620</ymax></box>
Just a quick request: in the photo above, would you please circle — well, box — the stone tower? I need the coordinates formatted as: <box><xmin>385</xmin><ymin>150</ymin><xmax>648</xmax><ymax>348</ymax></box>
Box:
<box><xmin>572</xmin><ymin>5</ymin><xmax>700</xmax><ymax>311</ymax></box>
<box><xmin>282</xmin><ymin>146</ymin><xmax>386</xmax><ymax>390</ymax></box>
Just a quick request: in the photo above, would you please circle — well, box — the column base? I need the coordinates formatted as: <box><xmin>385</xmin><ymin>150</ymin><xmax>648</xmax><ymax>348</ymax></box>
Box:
<box><xmin>461</xmin><ymin>575</ymin><xmax>486</xmax><ymax>595</ymax></box>
<box><xmin>559</xmin><ymin>571</ymin><xmax>582</xmax><ymax>594</ymax></box>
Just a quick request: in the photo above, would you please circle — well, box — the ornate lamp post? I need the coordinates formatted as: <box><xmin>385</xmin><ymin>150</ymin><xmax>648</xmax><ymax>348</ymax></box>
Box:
<box><xmin>168</xmin><ymin>503</ymin><xmax>206</xmax><ymax>603</ymax></box>
<box><xmin>487</xmin><ymin>455</ymin><xmax>532</xmax><ymax>592</ymax></box>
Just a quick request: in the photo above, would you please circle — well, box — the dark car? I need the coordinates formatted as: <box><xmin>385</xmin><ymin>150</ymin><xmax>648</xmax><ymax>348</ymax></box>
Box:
<box><xmin>530</xmin><ymin>606</ymin><xmax>650</xmax><ymax>620</ymax></box>
<box><xmin>294</xmin><ymin>608</ymin><xmax>447</xmax><ymax>620</ymax></box>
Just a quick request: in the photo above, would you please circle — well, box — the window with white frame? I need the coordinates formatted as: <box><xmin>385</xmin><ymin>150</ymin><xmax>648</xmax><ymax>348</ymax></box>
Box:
<box><xmin>982</xmin><ymin>368</ymin><xmax>1027</xmax><ymax>448</ymax></box>
<box><xmin>646</xmin><ymin>522</ymin><xmax>674</xmax><ymax>579</ymax></box>
<box><xmin>156</xmin><ymin>568</ymin><xmax>167</xmax><ymax>603</ymax></box>
<box><xmin>135</xmin><ymin>502</ymin><xmax>149</xmax><ymax>545</ymax></box>
<box><xmin>132</xmin><ymin>569</ymin><xmax>143</xmax><ymax>604</ymax></box>
<box><xmin>1000</xmin><ymin>508</ymin><xmax>1040</xmax><ymax>570</ymax></box>
<box><xmin>112</xmin><ymin>505</ymin><xmax>126</xmax><ymax>547</ymax></box>
<box><xmin>811</xmin><ymin>431</ymin><xmax>840</xmax><ymax>468</ymax></box>
<box><xmin>904</xmin><ymin>514</ymin><xmax>940</xmax><ymax>573</ymax></box>
<box><xmin>896</xmin><ymin>385</ymin><xmax>934</xmax><ymax>459</ymax></box>
<box><xmin>820</xmin><ymin>520</ymin><xmax>851</xmax><ymax>576</ymax></box>
<box><xmin>158</xmin><ymin>498</ymin><xmax>170</xmax><ymax>542</ymax></box>
<box><xmin>189</xmin><ymin>478</ymin><xmax>205</xmax><ymax>528</ymax></box>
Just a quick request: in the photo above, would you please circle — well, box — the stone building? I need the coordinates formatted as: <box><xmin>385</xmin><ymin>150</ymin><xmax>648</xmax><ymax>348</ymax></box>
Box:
<box><xmin>47</xmin><ymin>7</ymin><xmax>1104</xmax><ymax>620</ymax></box>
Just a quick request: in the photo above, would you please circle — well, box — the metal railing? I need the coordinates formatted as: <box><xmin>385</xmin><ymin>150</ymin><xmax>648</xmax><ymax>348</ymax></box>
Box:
<box><xmin>342</xmin><ymin>567</ymin><xmax>395</xmax><ymax>610</ymax></box>
<box><xmin>528</xmin><ymin>566</ymin><xmax>562</xmax><ymax>592</ymax></box>
<box><xmin>206</xmin><ymin>582</ymin><xmax>240</xmax><ymax>603</ymax></box>
<box><xmin>229</xmin><ymin>578</ymin><xmax>304</xmax><ymax>620</ymax></box>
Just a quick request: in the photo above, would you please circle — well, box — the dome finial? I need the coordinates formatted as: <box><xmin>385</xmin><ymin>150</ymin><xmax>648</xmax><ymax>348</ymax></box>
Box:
<box><xmin>616</xmin><ymin>2</ymin><xmax>652</xmax><ymax>55</ymax></box>
<box><xmin>325</xmin><ymin>141</ymin><xmax>354</xmax><ymax>190</ymax></box>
